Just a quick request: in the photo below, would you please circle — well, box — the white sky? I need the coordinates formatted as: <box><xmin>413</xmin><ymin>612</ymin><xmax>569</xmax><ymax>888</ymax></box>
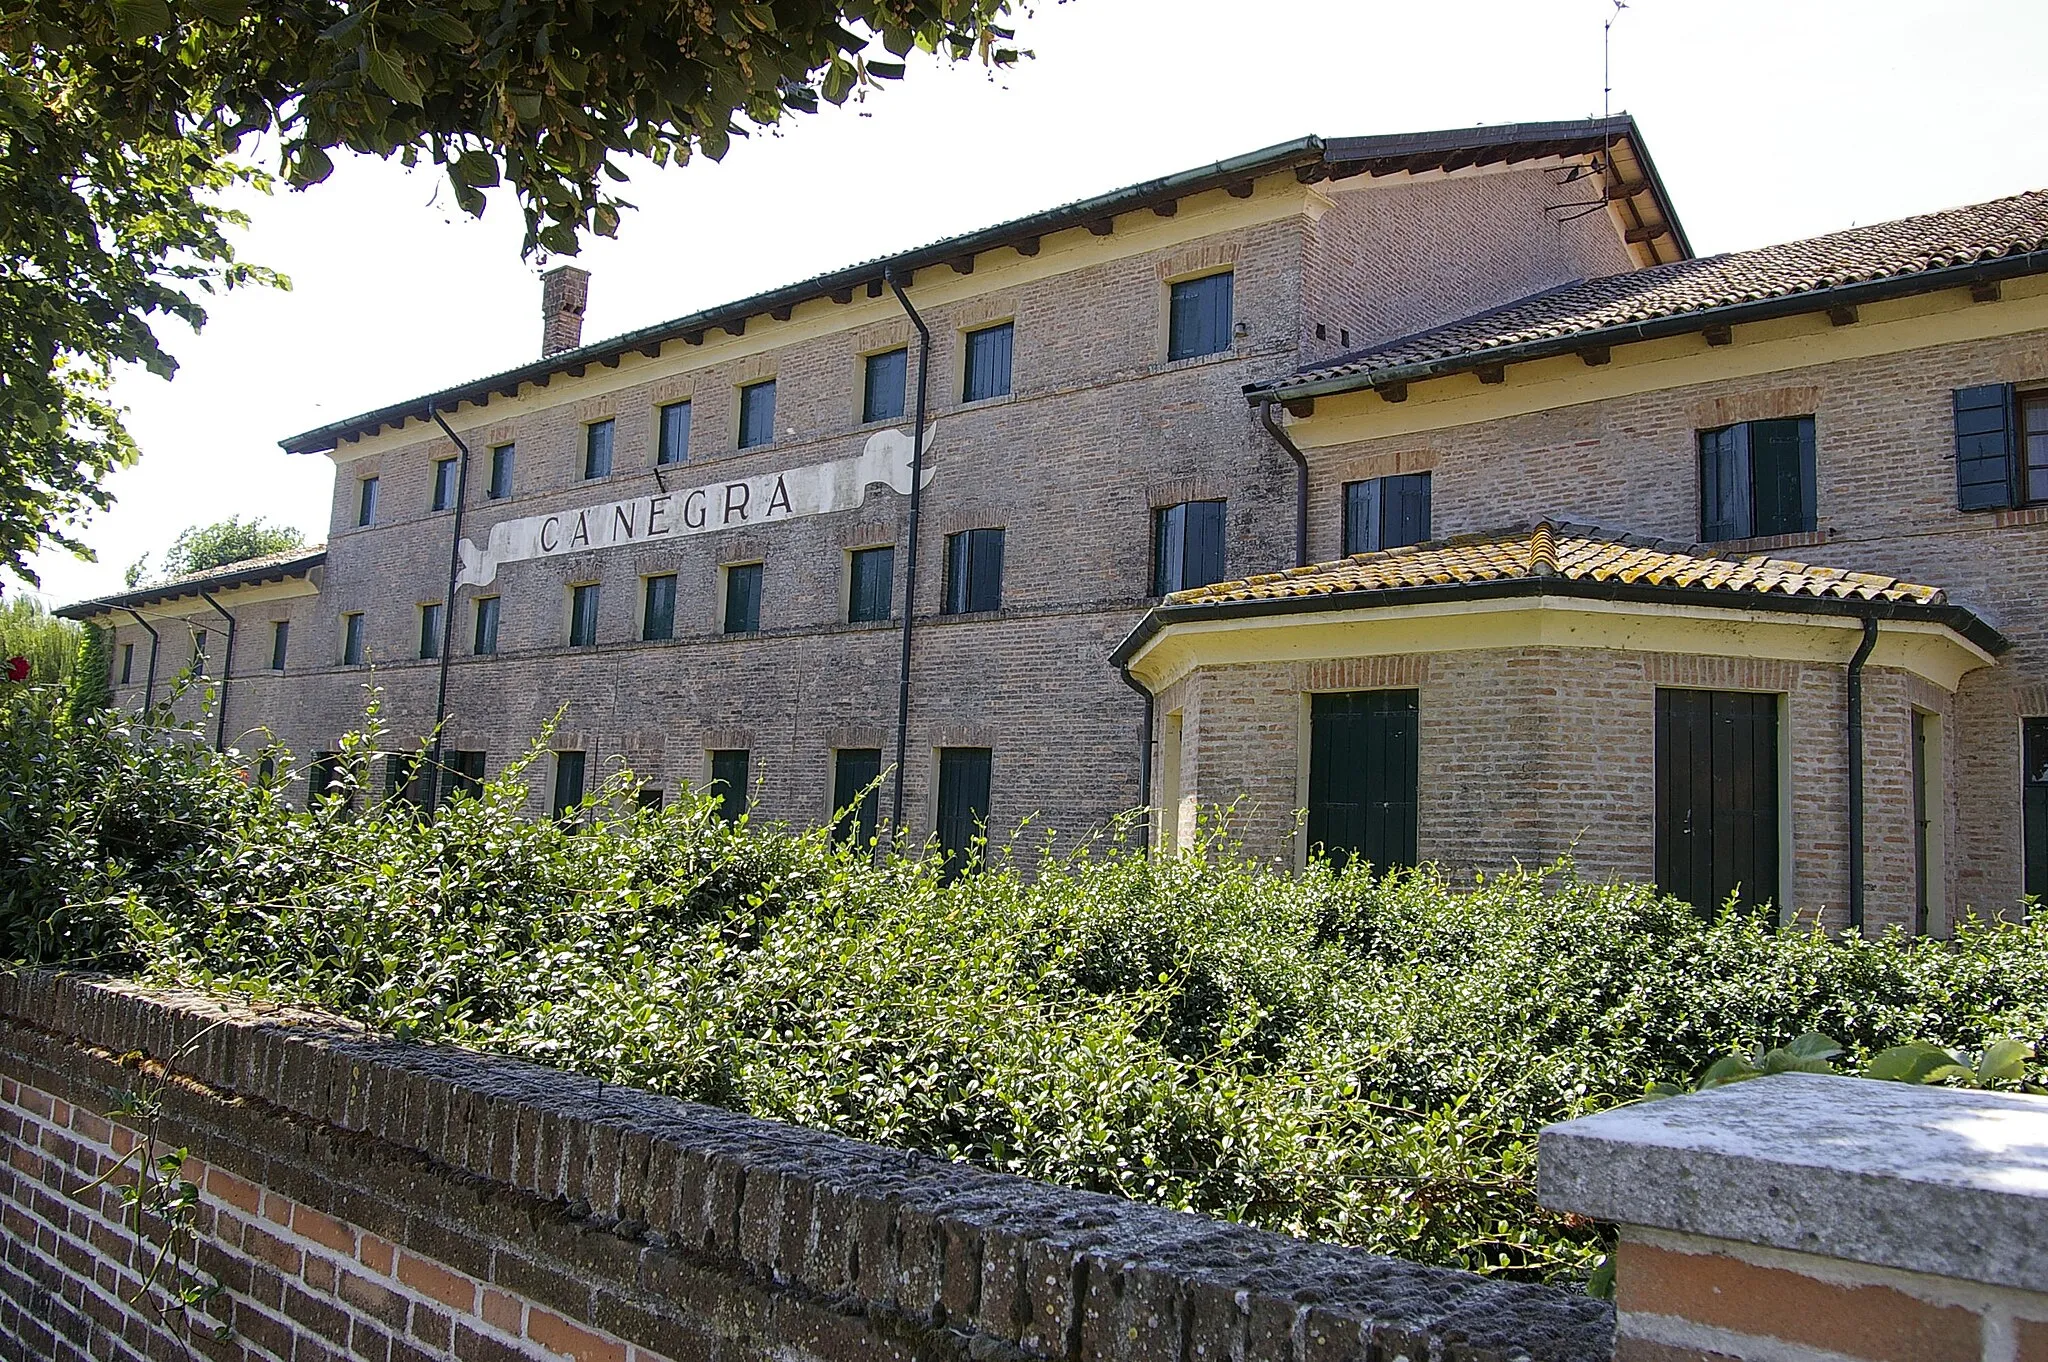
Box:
<box><xmin>15</xmin><ymin>0</ymin><xmax>2048</xmax><ymax>607</ymax></box>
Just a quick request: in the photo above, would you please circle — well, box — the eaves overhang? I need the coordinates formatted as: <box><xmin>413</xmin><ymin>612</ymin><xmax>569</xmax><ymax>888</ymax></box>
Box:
<box><xmin>55</xmin><ymin>550</ymin><xmax>327</xmax><ymax>621</ymax></box>
<box><xmin>282</xmin><ymin>116</ymin><xmax>1681</xmax><ymax>456</ymax></box>
<box><xmin>1110</xmin><ymin>575</ymin><xmax>2010</xmax><ymax>675</ymax></box>
<box><xmin>1245</xmin><ymin>246</ymin><xmax>2048</xmax><ymax>409</ymax></box>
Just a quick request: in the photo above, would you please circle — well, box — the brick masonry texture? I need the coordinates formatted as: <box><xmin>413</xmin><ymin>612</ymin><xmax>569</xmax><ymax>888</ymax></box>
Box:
<box><xmin>0</xmin><ymin>970</ymin><xmax>1614</xmax><ymax>1362</ymax></box>
<box><xmin>87</xmin><ymin>162</ymin><xmax>1638</xmax><ymax>847</ymax></box>
<box><xmin>1288</xmin><ymin>325</ymin><xmax>2048</xmax><ymax>919</ymax></box>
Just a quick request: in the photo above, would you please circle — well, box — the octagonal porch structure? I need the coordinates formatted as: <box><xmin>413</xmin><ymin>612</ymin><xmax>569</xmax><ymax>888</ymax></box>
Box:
<box><xmin>1112</xmin><ymin>524</ymin><xmax>2006</xmax><ymax>932</ymax></box>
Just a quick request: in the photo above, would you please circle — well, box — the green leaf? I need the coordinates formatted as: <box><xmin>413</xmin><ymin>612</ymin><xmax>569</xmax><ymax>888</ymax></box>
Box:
<box><xmin>111</xmin><ymin>0</ymin><xmax>175</xmax><ymax>42</ymax></box>
<box><xmin>1978</xmin><ymin>1038</ymin><xmax>2033</xmax><ymax>1085</ymax></box>
<box><xmin>182</xmin><ymin>0</ymin><xmax>249</xmax><ymax>24</ymax></box>
<box><xmin>1697</xmin><ymin>1054</ymin><xmax>1763</xmax><ymax>1089</ymax></box>
<box><xmin>1866</xmin><ymin>1042</ymin><xmax>1954</xmax><ymax>1084</ymax></box>
<box><xmin>291</xmin><ymin>143</ymin><xmax>335</xmax><ymax>186</ymax></box>
<box><xmin>365</xmin><ymin>47</ymin><xmax>425</xmax><ymax>105</ymax></box>
<box><xmin>1783</xmin><ymin>1032</ymin><xmax>1844</xmax><ymax>1062</ymax></box>
<box><xmin>508</xmin><ymin>90</ymin><xmax>543</xmax><ymax>122</ymax></box>
<box><xmin>415</xmin><ymin>11</ymin><xmax>475</xmax><ymax>45</ymax></box>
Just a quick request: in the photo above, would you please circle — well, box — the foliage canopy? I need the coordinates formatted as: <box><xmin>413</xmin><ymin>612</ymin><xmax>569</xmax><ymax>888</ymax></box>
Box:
<box><xmin>0</xmin><ymin>0</ymin><xmax>1029</xmax><ymax>575</ymax></box>
<box><xmin>140</xmin><ymin>515</ymin><xmax>307</xmax><ymax>583</ymax></box>
<box><xmin>3</xmin><ymin>686</ymin><xmax>2044</xmax><ymax>1287</ymax></box>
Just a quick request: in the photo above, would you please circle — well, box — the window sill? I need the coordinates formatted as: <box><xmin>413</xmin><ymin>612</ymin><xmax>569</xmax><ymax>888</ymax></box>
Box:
<box><xmin>1701</xmin><ymin>528</ymin><xmax>1832</xmax><ymax>555</ymax></box>
<box><xmin>1153</xmin><ymin>346</ymin><xmax>1246</xmax><ymax>375</ymax></box>
<box><xmin>1991</xmin><ymin>504</ymin><xmax>2048</xmax><ymax>529</ymax></box>
<box><xmin>957</xmin><ymin>393</ymin><xmax>1015</xmax><ymax>413</ymax></box>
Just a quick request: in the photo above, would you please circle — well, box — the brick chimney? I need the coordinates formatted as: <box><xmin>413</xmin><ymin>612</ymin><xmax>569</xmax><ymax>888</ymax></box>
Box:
<box><xmin>540</xmin><ymin>265</ymin><xmax>590</xmax><ymax>356</ymax></box>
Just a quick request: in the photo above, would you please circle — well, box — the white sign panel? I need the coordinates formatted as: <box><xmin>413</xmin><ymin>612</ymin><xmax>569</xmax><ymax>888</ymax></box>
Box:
<box><xmin>456</xmin><ymin>425</ymin><xmax>934</xmax><ymax>588</ymax></box>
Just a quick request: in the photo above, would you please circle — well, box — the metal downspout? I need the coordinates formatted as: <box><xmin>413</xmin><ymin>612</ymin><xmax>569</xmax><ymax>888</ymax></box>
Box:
<box><xmin>886</xmin><ymin>269</ymin><xmax>931</xmax><ymax>844</ymax></box>
<box><xmin>428</xmin><ymin>406</ymin><xmax>473</xmax><ymax>802</ymax></box>
<box><xmin>123</xmin><ymin>608</ymin><xmax>160</xmax><ymax>710</ymax></box>
<box><xmin>1258</xmin><ymin>399</ymin><xmax>1310</xmax><ymax>567</ymax></box>
<box><xmin>1118</xmin><ymin>666</ymin><xmax>1155</xmax><ymax>856</ymax></box>
<box><xmin>1846</xmin><ymin>616</ymin><xmax>1879</xmax><ymax>932</ymax></box>
<box><xmin>197</xmin><ymin>592</ymin><xmax>238</xmax><ymax>751</ymax></box>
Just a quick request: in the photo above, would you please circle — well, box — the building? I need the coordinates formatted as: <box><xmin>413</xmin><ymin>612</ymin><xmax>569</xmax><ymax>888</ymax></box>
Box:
<box><xmin>60</xmin><ymin>116</ymin><xmax>2048</xmax><ymax>928</ymax></box>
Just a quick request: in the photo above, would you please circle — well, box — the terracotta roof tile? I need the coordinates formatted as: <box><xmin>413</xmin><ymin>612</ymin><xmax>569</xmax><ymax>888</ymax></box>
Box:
<box><xmin>1168</xmin><ymin>524</ymin><xmax>1945</xmax><ymax>607</ymax></box>
<box><xmin>1264</xmin><ymin>188</ymin><xmax>2048</xmax><ymax>392</ymax></box>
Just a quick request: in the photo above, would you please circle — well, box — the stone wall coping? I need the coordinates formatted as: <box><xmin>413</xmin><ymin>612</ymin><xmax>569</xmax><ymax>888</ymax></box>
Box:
<box><xmin>1</xmin><ymin>969</ymin><xmax>1614</xmax><ymax>1362</ymax></box>
<box><xmin>1537</xmin><ymin>1072</ymin><xmax>2048</xmax><ymax>1292</ymax></box>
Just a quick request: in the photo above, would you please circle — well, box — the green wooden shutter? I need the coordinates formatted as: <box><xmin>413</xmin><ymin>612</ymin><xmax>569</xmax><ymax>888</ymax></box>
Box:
<box><xmin>1343</xmin><ymin>480</ymin><xmax>1381</xmax><ymax>555</ymax></box>
<box><xmin>1748</xmin><ymin>418</ymin><xmax>1816</xmax><ymax>536</ymax></box>
<box><xmin>2025</xmin><ymin>718</ymin><xmax>2047</xmax><ymax>901</ymax></box>
<box><xmin>936</xmin><ymin>747</ymin><xmax>992</xmax><ymax>880</ymax></box>
<box><xmin>1306</xmin><ymin>690</ymin><xmax>1419</xmax><ymax>872</ymax></box>
<box><xmin>833</xmin><ymin>748</ymin><xmax>884</xmax><ymax>845</ymax></box>
<box><xmin>1152</xmin><ymin>504</ymin><xmax>1184</xmax><ymax>596</ymax></box>
<box><xmin>1382</xmin><ymin>474</ymin><xmax>1431</xmax><ymax>549</ymax></box>
<box><xmin>1955</xmin><ymin>385</ymin><xmax>2018</xmax><ymax>511</ymax></box>
<box><xmin>1655</xmin><ymin>689</ymin><xmax>1779</xmax><ymax>915</ymax></box>
<box><xmin>709</xmin><ymin>750</ymin><xmax>749</xmax><ymax>823</ymax></box>
<box><xmin>1698</xmin><ymin>426</ymin><xmax>1753</xmax><ymax>541</ymax></box>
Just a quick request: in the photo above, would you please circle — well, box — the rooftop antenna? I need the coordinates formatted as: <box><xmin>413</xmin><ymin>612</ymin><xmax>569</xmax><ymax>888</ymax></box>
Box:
<box><xmin>1603</xmin><ymin>0</ymin><xmax>1627</xmax><ymax>120</ymax></box>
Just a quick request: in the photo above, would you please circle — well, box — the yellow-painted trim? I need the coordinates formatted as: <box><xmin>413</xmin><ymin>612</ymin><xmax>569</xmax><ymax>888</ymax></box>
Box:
<box><xmin>332</xmin><ymin>177</ymin><xmax>1320</xmax><ymax>463</ymax></box>
<box><xmin>1124</xmin><ymin>594</ymin><xmax>1996</xmax><ymax>694</ymax></box>
<box><xmin>80</xmin><ymin>576</ymin><xmax>320</xmax><ymax>625</ymax></box>
<box><xmin>1288</xmin><ymin>274</ymin><xmax>2048</xmax><ymax>447</ymax></box>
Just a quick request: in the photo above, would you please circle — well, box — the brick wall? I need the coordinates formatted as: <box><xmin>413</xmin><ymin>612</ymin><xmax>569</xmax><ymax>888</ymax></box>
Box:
<box><xmin>0</xmin><ymin>970</ymin><xmax>1612</xmax><ymax>1362</ymax></box>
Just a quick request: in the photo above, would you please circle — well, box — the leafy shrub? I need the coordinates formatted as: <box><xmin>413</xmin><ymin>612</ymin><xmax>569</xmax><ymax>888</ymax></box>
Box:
<box><xmin>3</xmin><ymin>685</ymin><xmax>2044</xmax><ymax>1285</ymax></box>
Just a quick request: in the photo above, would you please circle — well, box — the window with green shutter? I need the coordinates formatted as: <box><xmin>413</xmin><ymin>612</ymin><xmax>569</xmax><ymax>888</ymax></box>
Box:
<box><xmin>2026</xmin><ymin>718</ymin><xmax>2048</xmax><ymax>902</ymax></box>
<box><xmin>863</xmin><ymin>349</ymin><xmax>907</xmax><ymax>423</ymax></box>
<box><xmin>708</xmin><ymin>750</ymin><xmax>749</xmax><ymax>823</ymax></box>
<box><xmin>270</xmin><ymin>621</ymin><xmax>289</xmax><ymax>672</ymax></box>
<box><xmin>833</xmin><ymin>748</ymin><xmax>884</xmax><ymax>846</ymax></box>
<box><xmin>1656</xmin><ymin>689</ymin><xmax>1780</xmax><ymax>916</ymax></box>
<box><xmin>488</xmin><ymin>443</ymin><xmax>515</xmax><ymax>499</ymax></box>
<box><xmin>738</xmin><ymin>380</ymin><xmax>777</xmax><ymax>449</ymax></box>
<box><xmin>962</xmin><ymin>323</ymin><xmax>1013</xmax><ymax>402</ymax></box>
<box><xmin>723</xmin><ymin>563</ymin><xmax>762</xmax><ymax>633</ymax></box>
<box><xmin>1698</xmin><ymin>417</ymin><xmax>1816</xmax><ymax>541</ymax></box>
<box><xmin>1167</xmin><ymin>272</ymin><xmax>1233</xmax><ymax>361</ymax></box>
<box><xmin>583</xmin><ymin>419</ymin><xmax>614</xmax><ymax>479</ymax></box>
<box><xmin>643</xmin><ymin>574</ymin><xmax>677</xmax><ymax>641</ymax></box>
<box><xmin>568</xmin><ymin>583</ymin><xmax>600</xmax><ymax>646</ymax></box>
<box><xmin>1343</xmin><ymin>474</ymin><xmax>1431</xmax><ymax>555</ymax></box>
<box><xmin>431</xmin><ymin>457</ymin><xmax>458</xmax><ymax>511</ymax></box>
<box><xmin>936</xmin><ymin>747</ymin><xmax>992</xmax><ymax>881</ymax></box>
<box><xmin>1306</xmin><ymin>690</ymin><xmax>1418</xmax><ymax>872</ymax></box>
<box><xmin>418</xmin><ymin>602</ymin><xmax>443</xmax><ymax>660</ymax></box>
<box><xmin>552</xmin><ymin>751</ymin><xmax>587</xmax><ymax>818</ymax></box>
<box><xmin>473</xmin><ymin>597</ymin><xmax>500</xmax><ymax>655</ymax></box>
<box><xmin>1153</xmin><ymin>500</ymin><xmax>1226</xmax><ymax>595</ymax></box>
<box><xmin>943</xmin><ymin>529</ymin><xmax>1004</xmax><ymax>614</ymax></box>
<box><xmin>658</xmin><ymin>400</ymin><xmax>692</xmax><ymax>466</ymax></box>
<box><xmin>848</xmin><ymin>546</ymin><xmax>894</xmax><ymax>622</ymax></box>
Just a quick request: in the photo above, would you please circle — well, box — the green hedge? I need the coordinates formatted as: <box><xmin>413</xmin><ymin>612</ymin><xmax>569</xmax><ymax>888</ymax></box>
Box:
<box><xmin>4</xmin><ymin>685</ymin><xmax>2044</xmax><ymax>1284</ymax></box>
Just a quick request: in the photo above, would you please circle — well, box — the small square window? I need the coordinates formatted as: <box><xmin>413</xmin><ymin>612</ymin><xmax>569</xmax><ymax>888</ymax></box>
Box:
<box><xmin>341</xmin><ymin>612</ymin><xmax>366</xmax><ymax>666</ymax></box>
<box><xmin>431</xmin><ymin>457</ymin><xmax>458</xmax><ymax>512</ymax></box>
<box><xmin>1153</xmin><ymin>500</ymin><xmax>1227</xmax><ymax>595</ymax></box>
<box><xmin>643</xmin><ymin>573</ymin><xmax>677</xmax><ymax>641</ymax></box>
<box><xmin>658</xmin><ymin>400</ymin><xmax>692</xmax><ymax>467</ymax></box>
<box><xmin>418</xmin><ymin>602</ymin><xmax>444</xmax><ymax>660</ymax></box>
<box><xmin>473</xmin><ymin>596</ymin><xmax>500</xmax><ymax>655</ymax></box>
<box><xmin>1168</xmin><ymin>272</ymin><xmax>1234</xmax><ymax>361</ymax></box>
<box><xmin>1344</xmin><ymin>473</ymin><xmax>1432</xmax><ymax>555</ymax></box>
<box><xmin>738</xmin><ymin>380</ymin><xmax>777</xmax><ymax>449</ymax></box>
<box><xmin>863</xmin><ymin>349</ymin><xmax>907</xmax><ymax>423</ymax></box>
<box><xmin>962</xmin><ymin>323</ymin><xmax>1013</xmax><ymax>403</ymax></box>
<box><xmin>357</xmin><ymin>476</ymin><xmax>379</xmax><ymax>527</ymax></box>
<box><xmin>944</xmin><ymin>529</ymin><xmax>1004</xmax><ymax>614</ymax></box>
<box><xmin>708</xmin><ymin>749</ymin><xmax>749</xmax><ymax>823</ymax></box>
<box><xmin>270</xmin><ymin>620</ymin><xmax>289</xmax><ymax>672</ymax></box>
<box><xmin>724</xmin><ymin>562</ymin><xmax>762</xmax><ymax>634</ymax></box>
<box><xmin>488</xmin><ymin>444</ymin><xmax>515</xmax><ymax>500</ymax></box>
<box><xmin>568</xmin><ymin>583</ymin><xmax>600</xmax><ymax>647</ymax></box>
<box><xmin>583</xmin><ymin>418</ymin><xmax>615</xmax><ymax>480</ymax></box>
<box><xmin>848</xmin><ymin>546</ymin><xmax>895</xmax><ymax>623</ymax></box>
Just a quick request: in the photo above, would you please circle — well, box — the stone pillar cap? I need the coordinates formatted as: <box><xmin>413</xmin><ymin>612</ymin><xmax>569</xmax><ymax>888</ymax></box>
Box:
<box><xmin>1539</xmin><ymin>1073</ymin><xmax>2048</xmax><ymax>1291</ymax></box>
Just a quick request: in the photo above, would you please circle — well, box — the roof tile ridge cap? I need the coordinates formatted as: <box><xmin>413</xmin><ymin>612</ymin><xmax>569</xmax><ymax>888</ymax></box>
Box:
<box><xmin>1526</xmin><ymin>522</ymin><xmax>1559</xmax><ymax>577</ymax></box>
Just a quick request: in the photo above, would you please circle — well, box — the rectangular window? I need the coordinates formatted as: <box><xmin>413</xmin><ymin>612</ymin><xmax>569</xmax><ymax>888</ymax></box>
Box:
<box><xmin>635</xmin><ymin>788</ymin><xmax>665</xmax><ymax>812</ymax></box>
<box><xmin>341</xmin><ymin>613</ymin><xmax>365</xmax><ymax>665</ymax></box>
<box><xmin>568</xmin><ymin>583</ymin><xmax>600</xmax><ymax>647</ymax></box>
<box><xmin>269</xmin><ymin>621</ymin><xmax>289</xmax><ymax>672</ymax></box>
<box><xmin>708</xmin><ymin>749</ymin><xmax>749</xmax><ymax>823</ymax></box>
<box><xmin>832</xmin><ymin>748</ymin><xmax>883</xmax><ymax>847</ymax></box>
<box><xmin>643</xmin><ymin>573</ymin><xmax>677</xmax><ymax>641</ymax></box>
<box><xmin>943</xmin><ymin>528</ymin><xmax>1004</xmax><ymax>615</ymax></box>
<box><xmin>863</xmin><ymin>348</ymin><xmax>907</xmax><ymax>423</ymax></box>
<box><xmin>431</xmin><ymin>456</ymin><xmax>458</xmax><ymax>512</ymax></box>
<box><xmin>962</xmin><ymin>323</ymin><xmax>1014</xmax><ymax>403</ymax></box>
<box><xmin>658</xmin><ymin>400</ymin><xmax>692</xmax><ymax>466</ymax></box>
<box><xmin>385</xmin><ymin>752</ymin><xmax>431</xmax><ymax>812</ymax></box>
<box><xmin>120</xmin><ymin>642</ymin><xmax>134</xmax><ymax>685</ymax></box>
<box><xmin>1343</xmin><ymin>473</ymin><xmax>1433</xmax><ymax>555</ymax></box>
<box><xmin>738</xmin><ymin>379</ymin><xmax>777</xmax><ymax>449</ymax></box>
<box><xmin>473</xmin><ymin>596</ymin><xmax>500</xmax><ymax>655</ymax></box>
<box><xmin>190</xmin><ymin>630</ymin><xmax>206</xmax><ymax>676</ymax></box>
<box><xmin>1168</xmin><ymin>271</ymin><xmax>1234</xmax><ymax>361</ymax></box>
<box><xmin>1698</xmin><ymin>417</ymin><xmax>1817</xmax><ymax>541</ymax></box>
<box><xmin>418</xmin><ymin>602</ymin><xmax>444</xmax><ymax>660</ymax></box>
<box><xmin>488</xmin><ymin>443</ymin><xmax>515</xmax><ymax>500</ymax></box>
<box><xmin>357</xmin><ymin>476</ymin><xmax>379</xmax><ymax>527</ymax></box>
<box><xmin>1153</xmin><ymin>500</ymin><xmax>1227</xmax><ymax>595</ymax></box>
<box><xmin>440</xmin><ymin>750</ymin><xmax>486</xmax><ymax>805</ymax></box>
<box><xmin>1912</xmin><ymin>710</ymin><xmax>1940</xmax><ymax>936</ymax></box>
<box><xmin>552</xmin><ymin>751</ymin><xmax>587</xmax><ymax>819</ymax></box>
<box><xmin>936</xmin><ymin>747</ymin><xmax>993</xmax><ymax>881</ymax></box>
<box><xmin>583</xmin><ymin>418</ymin><xmax>614</xmax><ymax>480</ymax></box>
<box><xmin>309</xmin><ymin>752</ymin><xmax>351</xmax><ymax>811</ymax></box>
<box><xmin>1656</xmin><ymin>689</ymin><xmax>1781</xmax><ymax>916</ymax></box>
<box><xmin>1306</xmin><ymin>690</ymin><xmax>1419</xmax><ymax>873</ymax></box>
<box><xmin>2025</xmin><ymin>717</ymin><xmax>2048</xmax><ymax>902</ymax></box>
<box><xmin>723</xmin><ymin>562</ymin><xmax>763</xmax><ymax>634</ymax></box>
<box><xmin>848</xmin><ymin>546</ymin><xmax>895</xmax><ymax>623</ymax></box>
<box><xmin>1952</xmin><ymin>385</ymin><xmax>2048</xmax><ymax>511</ymax></box>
